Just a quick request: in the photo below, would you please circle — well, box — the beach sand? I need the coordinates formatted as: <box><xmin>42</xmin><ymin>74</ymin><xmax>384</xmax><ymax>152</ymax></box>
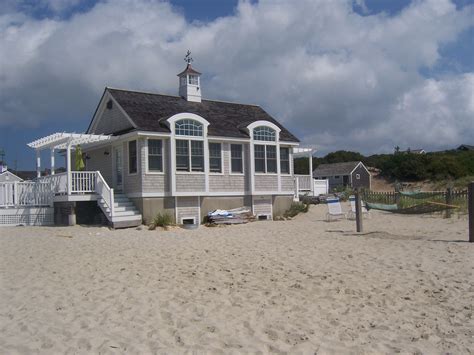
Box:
<box><xmin>0</xmin><ymin>205</ymin><xmax>473</xmax><ymax>354</ymax></box>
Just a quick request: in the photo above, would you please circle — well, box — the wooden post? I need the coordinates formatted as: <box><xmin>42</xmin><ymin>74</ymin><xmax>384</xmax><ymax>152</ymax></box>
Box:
<box><xmin>445</xmin><ymin>187</ymin><xmax>452</xmax><ymax>219</ymax></box>
<box><xmin>36</xmin><ymin>150</ymin><xmax>41</xmax><ymax>178</ymax></box>
<box><xmin>355</xmin><ymin>188</ymin><xmax>363</xmax><ymax>233</ymax></box>
<box><xmin>469</xmin><ymin>182</ymin><xmax>473</xmax><ymax>243</ymax></box>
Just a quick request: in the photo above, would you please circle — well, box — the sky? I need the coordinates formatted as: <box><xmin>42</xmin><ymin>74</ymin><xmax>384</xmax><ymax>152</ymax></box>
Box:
<box><xmin>0</xmin><ymin>0</ymin><xmax>473</xmax><ymax>169</ymax></box>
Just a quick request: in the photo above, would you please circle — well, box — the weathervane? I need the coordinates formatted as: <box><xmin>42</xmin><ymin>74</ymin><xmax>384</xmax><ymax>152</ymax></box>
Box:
<box><xmin>184</xmin><ymin>50</ymin><xmax>193</xmax><ymax>65</ymax></box>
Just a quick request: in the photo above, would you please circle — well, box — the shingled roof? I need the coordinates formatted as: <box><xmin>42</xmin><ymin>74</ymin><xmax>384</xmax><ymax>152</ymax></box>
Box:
<box><xmin>312</xmin><ymin>161</ymin><xmax>362</xmax><ymax>177</ymax></box>
<box><xmin>104</xmin><ymin>88</ymin><xmax>299</xmax><ymax>142</ymax></box>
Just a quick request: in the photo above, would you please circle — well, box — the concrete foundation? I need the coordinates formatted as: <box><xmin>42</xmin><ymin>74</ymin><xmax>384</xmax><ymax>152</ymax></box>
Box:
<box><xmin>131</xmin><ymin>197</ymin><xmax>176</xmax><ymax>225</ymax></box>
<box><xmin>272</xmin><ymin>195</ymin><xmax>294</xmax><ymax>217</ymax></box>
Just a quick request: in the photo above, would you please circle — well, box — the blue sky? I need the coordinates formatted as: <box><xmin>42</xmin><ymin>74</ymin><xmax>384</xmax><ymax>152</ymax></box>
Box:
<box><xmin>0</xmin><ymin>0</ymin><xmax>473</xmax><ymax>170</ymax></box>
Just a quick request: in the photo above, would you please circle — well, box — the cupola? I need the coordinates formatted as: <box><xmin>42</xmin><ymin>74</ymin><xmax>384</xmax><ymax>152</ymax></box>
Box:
<box><xmin>177</xmin><ymin>50</ymin><xmax>202</xmax><ymax>103</ymax></box>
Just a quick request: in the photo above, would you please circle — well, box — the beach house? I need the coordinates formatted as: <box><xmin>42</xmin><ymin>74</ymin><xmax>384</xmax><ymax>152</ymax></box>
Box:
<box><xmin>2</xmin><ymin>58</ymin><xmax>311</xmax><ymax>228</ymax></box>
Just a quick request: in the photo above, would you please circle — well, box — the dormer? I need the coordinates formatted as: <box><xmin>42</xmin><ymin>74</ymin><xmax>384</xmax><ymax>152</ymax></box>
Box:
<box><xmin>177</xmin><ymin>51</ymin><xmax>202</xmax><ymax>103</ymax></box>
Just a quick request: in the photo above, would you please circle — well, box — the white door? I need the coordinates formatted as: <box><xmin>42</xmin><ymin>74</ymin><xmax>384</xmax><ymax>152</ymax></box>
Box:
<box><xmin>113</xmin><ymin>146</ymin><xmax>123</xmax><ymax>191</ymax></box>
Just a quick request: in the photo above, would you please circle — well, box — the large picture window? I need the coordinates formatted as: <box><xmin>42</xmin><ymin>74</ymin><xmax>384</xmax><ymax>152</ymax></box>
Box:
<box><xmin>176</xmin><ymin>139</ymin><xmax>204</xmax><ymax>172</ymax></box>
<box><xmin>231</xmin><ymin>144</ymin><xmax>243</xmax><ymax>173</ymax></box>
<box><xmin>253</xmin><ymin>126</ymin><xmax>276</xmax><ymax>141</ymax></box>
<box><xmin>209</xmin><ymin>143</ymin><xmax>222</xmax><ymax>173</ymax></box>
<box><xmin>255</xmin><ymin>144</ymin><xmax>277</xmax><ymax>173</ymax></box>
<box><xmin>175</xmin><ymin>119</ymin><xmax>203</xmax><ymax>136</ymax></box>
<box><xmin>147</xmin><ymin>139</ymin><xmax>163</xmax><ymax>172</ymax></box>
<box><xmin>280</xmin><ymin>147</ymin><xmax>290</xmax><ymax>174</ymax></box>
<box><xmin>128</xmin><ymin>140</ymin><xmax>137</xmax><ymax>174</ymax></box>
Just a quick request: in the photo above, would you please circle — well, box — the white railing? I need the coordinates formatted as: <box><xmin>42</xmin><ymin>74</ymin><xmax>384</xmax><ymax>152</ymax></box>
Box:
<box><xmin>72</xmin><ymin>171</ymin><xmax>96</xmax><ymax>193</ymax></box>
<box><xmin>40</xmin><ymin>173</ymin><xmax>68</xmax><ymax>194</ymax></box>
<box><xmin>0</xmin><ymin>181</ymin><xmax>53</xmax><ymax>207</ymax></box>
<box><xmin>295</xmin><ymin>175</ymin><xmax>312</xmax><ymax>191</ymax></box>
<box><xmin>95</xmin><ymin>171</ymin><xmax>114</xmax><ymax>218</ymax></box>
<box><xmin>2</xmin><ymin>171</ymin><xmax>115</xmax><ymax>218</ymax></box>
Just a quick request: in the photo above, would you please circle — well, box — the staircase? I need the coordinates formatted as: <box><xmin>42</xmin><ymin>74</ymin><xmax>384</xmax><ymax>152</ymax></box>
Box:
<box><xmin>98</xmin><ymin>192</ymin><xmax>142</xmax><ymax>229</ymax></box>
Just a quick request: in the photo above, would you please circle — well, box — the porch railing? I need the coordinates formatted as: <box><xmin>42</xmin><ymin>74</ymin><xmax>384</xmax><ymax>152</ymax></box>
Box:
<box><xmin>0</xmin><ymin>181</ymin><xmax>53</xmax><ymax>207</ymax></box>
<box><xmin>295</xmin><ymin>175</ymin><xmax>312</xmax><ymax>191</ymax></box>
<box><xmin>95</xmin><ymin>171</ymin><xmax>114</xmax><ymax>217</ymax></box>
<box><xmin>1</xmin><ymin>171</ymin><xmax>114</xmax><ymax>217</ymax></box>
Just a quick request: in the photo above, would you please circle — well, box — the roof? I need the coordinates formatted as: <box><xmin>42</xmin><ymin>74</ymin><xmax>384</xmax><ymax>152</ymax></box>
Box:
<box><xmin>312</xmin><ymin>161</ymin><xmax>363</xmax><ymax>177</ymax></box>
<box><xmin>457</xmin><ymin>144</ymin><xmax>474</xmax><ymax>151</ymax></box>
<box><xmin>106</xmin><ymin>88</ymin><xmax>300</xmax><ymax>142</ymax></box>
<box><xmin>177</xmin><ymin>64</ymin><xmax>202</xmax><ymax>76</ymax></box>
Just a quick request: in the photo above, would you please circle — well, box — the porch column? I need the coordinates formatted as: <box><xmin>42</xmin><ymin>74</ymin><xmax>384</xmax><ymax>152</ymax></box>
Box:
<box><xmin>36</xmin><ymin>150</ymin><xmax>41</xmax><ymax>178</ymax></box>
<box><xmin>309</xmin><ymin>150</ymin><xmax>314</xmax><ymax>196</ymax></box>
<box><xmin>50</xmin><ymin>148</ymin><xmax>55</xmax><ymax>175</ymax></box>
<box><xmin>66</xmin><ymin>143</ymin><xmax>72</xmax><ymax>195</ymax></box>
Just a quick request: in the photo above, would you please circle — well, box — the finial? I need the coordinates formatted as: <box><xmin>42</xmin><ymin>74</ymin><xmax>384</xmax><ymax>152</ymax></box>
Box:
<box><xmin>184</xmin><ymin>50</ymin><xmax>193</xmax><ymax>65</ymax></box>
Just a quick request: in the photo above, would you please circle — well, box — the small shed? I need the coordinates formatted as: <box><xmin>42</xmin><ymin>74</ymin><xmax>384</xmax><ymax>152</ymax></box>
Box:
<box><xmin>312</xmin><ymin>161</ymin><xmax>370</xmax><ymax>190</ymax></box>
<box><xmin>0</xmin><ymin>170</ymin><xmax>23</xmax><ymax>183</ymax></box>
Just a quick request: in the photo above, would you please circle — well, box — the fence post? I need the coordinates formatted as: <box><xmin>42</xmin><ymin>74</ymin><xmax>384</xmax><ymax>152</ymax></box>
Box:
<box><xmin>469</xmin><ymin>182</ymin><xmax>473</xmax><ymax>243</ymax></box>
<box><xmin>355</xmin><ymin>188</ymin><xmax>363</xmax><ymax>233</ymax></box>
<box><xmin>13</xmin><ymin>181</ymin><xmax>17</xmax><ymax>207</ymax></box>
<box><xmin>445</xmin><ymin>187</ymin><xmax>452</xmax><ymax>219</ymax></box>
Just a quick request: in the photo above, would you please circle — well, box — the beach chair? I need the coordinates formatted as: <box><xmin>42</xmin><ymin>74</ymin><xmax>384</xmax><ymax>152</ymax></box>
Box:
<box><xmin>347</xmin><ymin>195</ymin><xmax>371</xmax><ymax>219</ymax></box>
<box><xmin>326</xmin><ymin>198</ymin><xmax>347</xmax><ymax>221</ymax></box>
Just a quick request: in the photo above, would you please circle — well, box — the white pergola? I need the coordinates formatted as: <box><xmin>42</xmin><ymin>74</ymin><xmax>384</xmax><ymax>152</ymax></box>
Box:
<box><xmin>27</xmin><ymin>132</ymin><xmax>112</xmax><ymax>178</ymax></box>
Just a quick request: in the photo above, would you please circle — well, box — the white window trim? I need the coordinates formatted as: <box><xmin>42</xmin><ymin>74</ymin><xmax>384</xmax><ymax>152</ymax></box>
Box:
<box><xmin>145</xmin><ymin>137</ymin><xmax>165</xmax><ymax>175</ymax></box>
<box><xmin>229</xmin><ymin>143</ymin><xmax>245</xmax><ymax>175</ymax></box>
<box><xmin>208</xmin><ymin>142</ymin><xmax>224</xmax><ymax>175</ymax></box>
<box><xmin>180</xmin><ymin>216</ymin><xmax>197</xmax><ymax>224</ymax></box>
<box><xmin>127</xmin><ymin>139</ymin><xmax>138</xmax><ymax>176</ymax></box>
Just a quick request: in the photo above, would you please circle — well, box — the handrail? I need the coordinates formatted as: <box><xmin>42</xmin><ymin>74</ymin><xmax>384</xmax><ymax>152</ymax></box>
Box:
<box><xmin>95</xmin><ymin>171</ymin><xmax>114</xmax><ymax>217</ymax></box>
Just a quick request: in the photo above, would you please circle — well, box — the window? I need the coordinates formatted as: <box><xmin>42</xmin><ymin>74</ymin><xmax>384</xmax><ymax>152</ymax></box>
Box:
<box><xmin>147</xmin><ymin>139</ymin><xmax>163</xmax><ymax>172</ymax></box>
<box><xmin>188</xmin><ymin>75</ymin><xmax>199</xmax><ymax>85</ymax></box>
<box><xmin>128</xmin><ymin>140</ymin><xmax>137</xmax><ymax>174</ymax></box>
<box><xmin>175</xmin><ymin>119</ymin><xmax>203</xmax><ymax>136</ymax></box>
<box><xmin>191</xmin><ymin>141</ymin><xmax>204</xmax><ymax>171</ymax></box>
<box><xmin>356</xmin><ymin>173</ymin><xmax>361</xmax><ymax>180</ymax></box>
<box><xmin>253</xmin><ymin>126</ymin><xmax>276</xmax><ymax>141</ymax></box>
<box><xmin>209</xmin><ymin>143</ymin><xmax>222</xmax><ymax>173</ymax></box>
<box><xmin>176</xmin><ymin>140</ymin><xmax>189</xmax><ymax>171</ymax></box>
<box><xmin>335</xmin><ymin>175</ymin><xmax>340</xmax><ymax>179</ymax></box>
<box><xmin>280</xmin><ymin>147</ymin><xmax>290</xmax><ymax>174</ymax></box>
<box><xmin>231</xmin><ymin>144</ymin><xmax>243</xmax><ymax>173</ymax></box>
<box><xmin>176</xmin><ymin>139</ymin><xmax>204</xmax><ymax>172</ymax></box>
<box><xmin>254</xmin><ymin>144</ymin><xmax>278</xmax><ymax>173</ymax></box>
<box><xmin>255</xmin><ymin>145</ymin><xmax>266</xmax><ymax>173</ymax></box>
<box><xmin>266</xmin><ymin>146</ymin><xmax>277</xmax><ymax>173</ymax></box>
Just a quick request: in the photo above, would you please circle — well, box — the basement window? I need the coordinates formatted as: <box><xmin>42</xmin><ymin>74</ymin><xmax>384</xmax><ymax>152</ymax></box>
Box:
<box><xmin>181</xmin><ymin>217</ymin><xmax>196</xmax><ymax>225</ymax></box>
<box><xmin>258</xmin><ymin>215</ymin><xmax>270</xmax><ymax>221</ymax></box>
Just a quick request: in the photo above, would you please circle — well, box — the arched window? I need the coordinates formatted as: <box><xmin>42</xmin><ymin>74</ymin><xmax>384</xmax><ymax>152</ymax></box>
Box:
<box><xmin>253</xmin><ymin>126</ymin><xmax>276</xmax><ymax>141</ymax></box>
<box><xmin>175</xmin><ymin>119</ymin><xmax>203</xmax><ymax>136</ymax></box>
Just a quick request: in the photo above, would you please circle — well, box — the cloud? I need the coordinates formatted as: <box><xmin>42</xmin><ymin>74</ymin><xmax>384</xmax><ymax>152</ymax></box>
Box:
<box><xmin>0</xmin><ymin>0</ymin><xmax>473</xmax><ymax>154</ymax></box>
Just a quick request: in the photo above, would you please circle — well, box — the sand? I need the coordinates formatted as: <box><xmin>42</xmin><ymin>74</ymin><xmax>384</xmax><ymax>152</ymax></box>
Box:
<box><xmin>0</xmin><ymin>205</ymin><xmax>473</xmax><ymax>354</ymax></box>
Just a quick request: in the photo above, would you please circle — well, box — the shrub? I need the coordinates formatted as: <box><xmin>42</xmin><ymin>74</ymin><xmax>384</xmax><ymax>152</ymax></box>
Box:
<box><xmin>149</xmin><ymin>212</ymin><xmax>174</xmax><ymax>230</ymax></box>
<box><xmin>283</xmin><ymin>202</ymin><xmax>309</xmax><ymax>218</ymax></box>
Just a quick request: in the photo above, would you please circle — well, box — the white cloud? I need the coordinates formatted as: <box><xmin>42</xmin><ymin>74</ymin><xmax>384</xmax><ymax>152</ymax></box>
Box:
<box><xmin>0</xmin><ymin>0</ymin><xmax>473</xmax><ymax>154</ymax></box>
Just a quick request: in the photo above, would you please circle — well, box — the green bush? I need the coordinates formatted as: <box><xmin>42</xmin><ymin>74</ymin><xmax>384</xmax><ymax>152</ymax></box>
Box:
<box><xmin>283</xmin><ymin>202</ymin><xmax>309</xmax><ymax>218</ymax></box>
<box><xmin>149</xmin><ymin>212</ymin><xmax>174</xmax><ymax>230</ymax></box>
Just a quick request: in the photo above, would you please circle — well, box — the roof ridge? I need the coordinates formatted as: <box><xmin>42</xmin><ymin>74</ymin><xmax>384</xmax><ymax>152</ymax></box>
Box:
<box><xmin>106</xmin><ymin>86</ymin><xmax>260</xmax><ymax>107</ymax></box>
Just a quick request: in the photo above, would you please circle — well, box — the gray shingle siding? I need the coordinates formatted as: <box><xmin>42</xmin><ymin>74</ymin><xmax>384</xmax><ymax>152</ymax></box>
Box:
<box><xmin>92</xmin><ymin>100</ymin><xmax>133</xmax><ymax>135</ymax></box>
<box><xmin>176</xmin><ymin>174</ymin><xmax>205</xmax><ymax>193</ymax></box>
<box><xmin>281</xmin><ymin>176</ymin><xmax>294</xmax><ymax>192</ymax></box>
<box><xmin>85</xmin><ymin>147</ymin><xmax>113</xmax><ymax>186</ymax></box>
<box><xmin>255</xmin><ymin>175</ymin><xmax>278</xmax><ymax>191</ymax></box>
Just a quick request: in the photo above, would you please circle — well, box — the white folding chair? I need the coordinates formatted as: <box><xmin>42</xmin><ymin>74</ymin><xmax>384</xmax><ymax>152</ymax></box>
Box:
<box><xmin>326</xmin><ymin>198</ymin><xmax>347</xmax><ymax>221</ymax></box>
<box><xmin>348</xmin><ymin>195</ymin><xmax>370</xmax><ymax>219</ymax></box>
